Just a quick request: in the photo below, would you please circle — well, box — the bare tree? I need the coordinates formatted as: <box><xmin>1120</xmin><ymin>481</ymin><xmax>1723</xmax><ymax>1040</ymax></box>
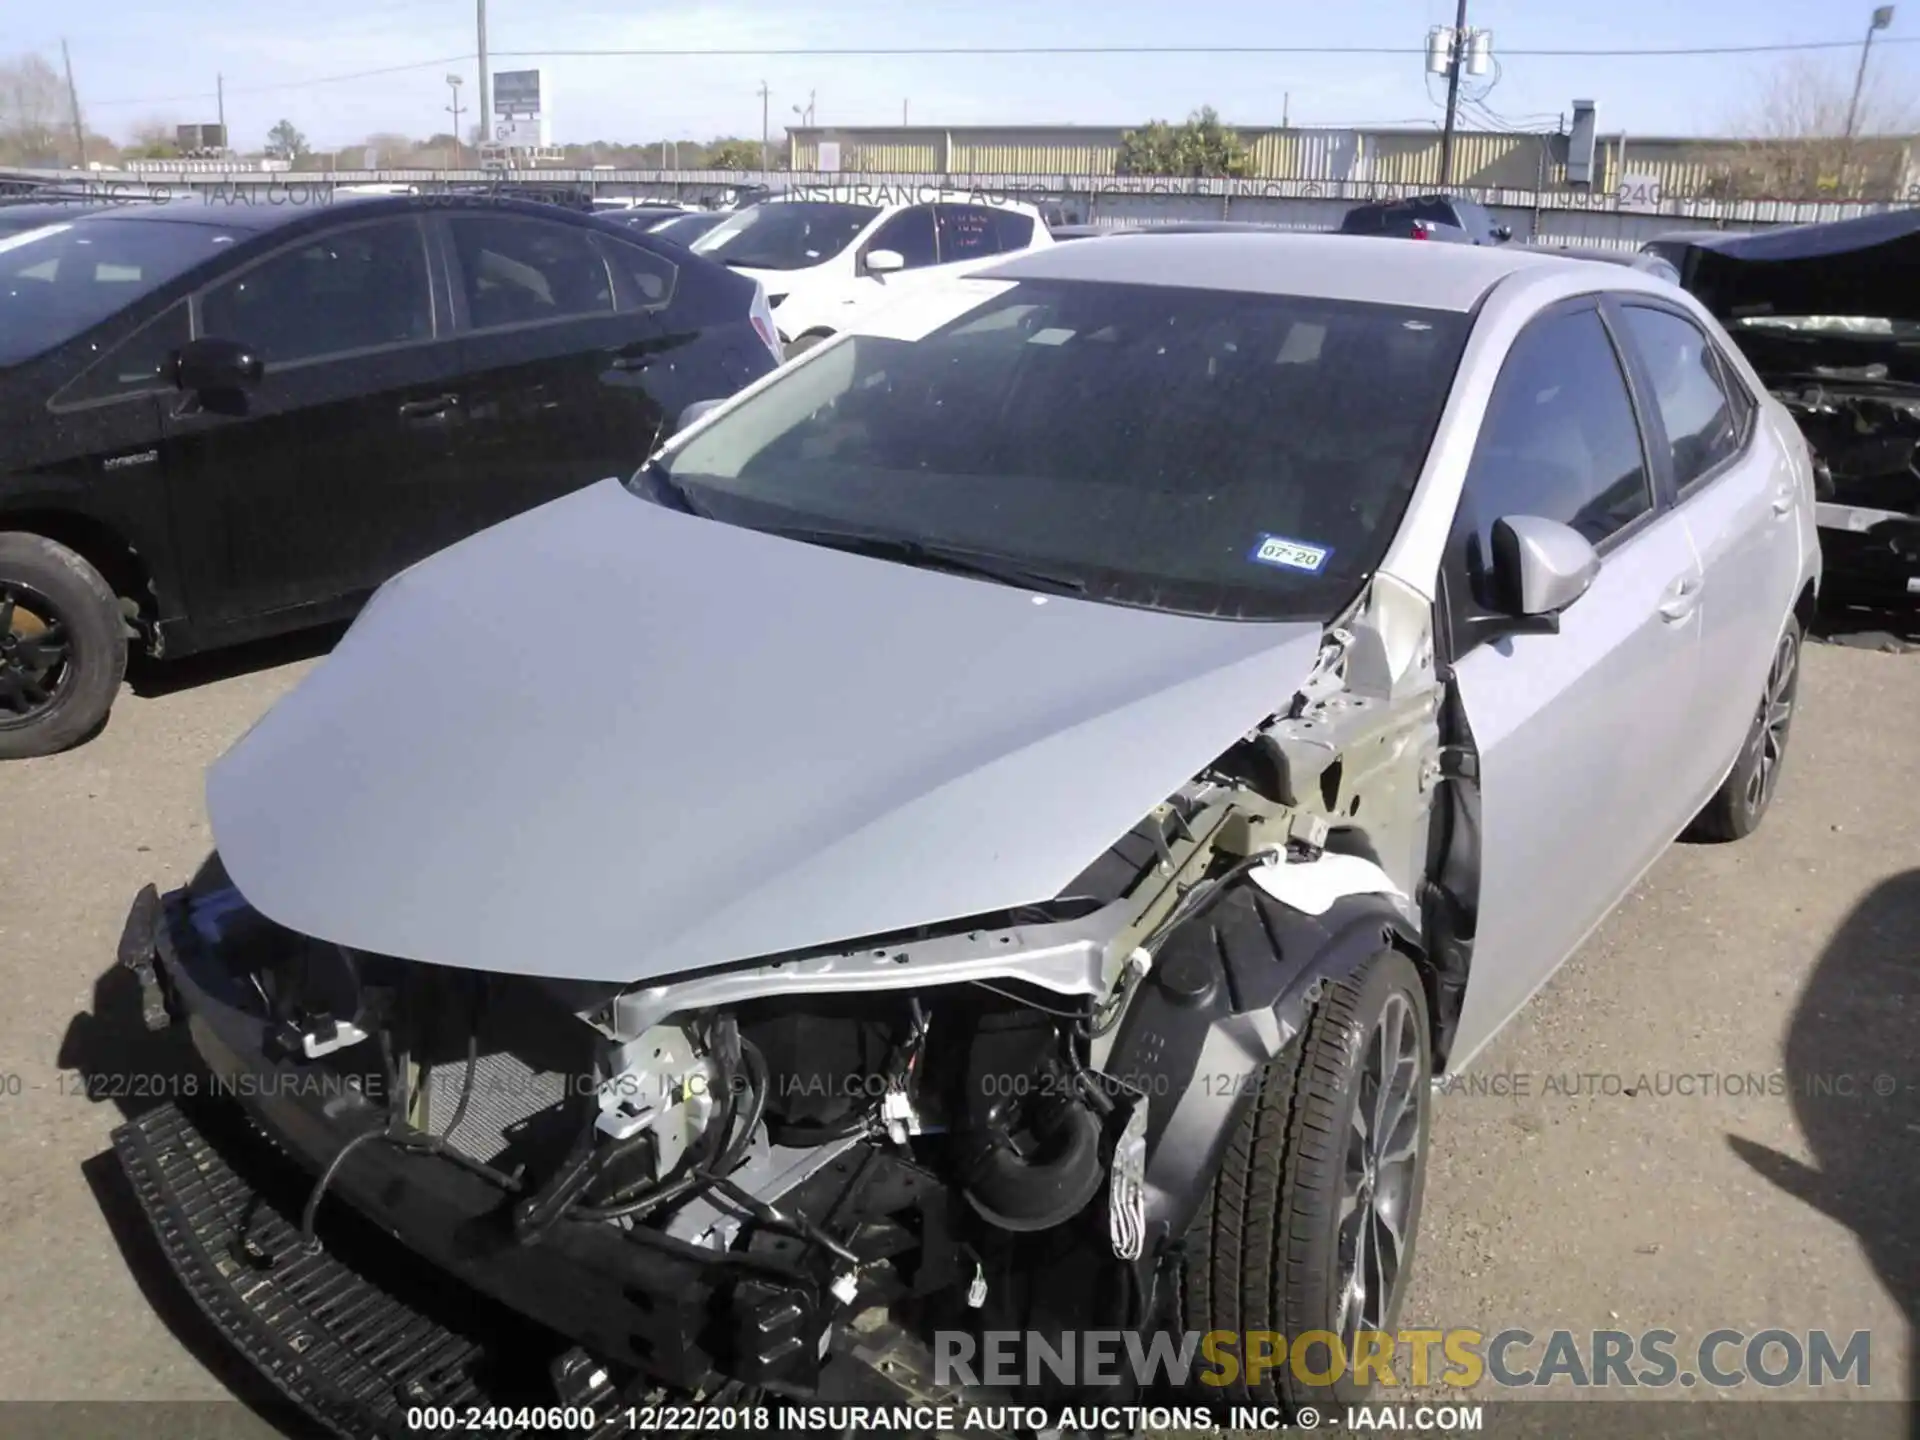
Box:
<box><xmin>1709</xmin><ymin>54</ymin><xmax>1919</xmax><ymax>199</ymax></box>
<box><xmin>0</xmin><ymin>53</ymin><xmax>74</xmax><ymax>164</ymax></box>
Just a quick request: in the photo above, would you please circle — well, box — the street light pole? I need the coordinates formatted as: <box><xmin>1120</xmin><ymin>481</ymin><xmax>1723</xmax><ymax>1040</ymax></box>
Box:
<box><xmin>758</xmin><ymin>80</ymin><xmax>770</xmax><ymax>172</ymax></box>
<box><xmin>1844</xmin><ymin>6</ymin><xmax>1897</xmax><ymax>140</ymax></box>
<box><xmin>447</xmin><ymin>74</ymin><xmax>465</xmax><ymax>167</ymax></box>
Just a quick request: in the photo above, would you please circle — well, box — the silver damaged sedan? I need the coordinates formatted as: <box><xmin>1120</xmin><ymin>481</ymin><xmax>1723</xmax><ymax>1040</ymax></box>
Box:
<box><xmin>118</xmin><ymin>231</ymin><xmax>1821</xmax><ymax>1428</ymax></box>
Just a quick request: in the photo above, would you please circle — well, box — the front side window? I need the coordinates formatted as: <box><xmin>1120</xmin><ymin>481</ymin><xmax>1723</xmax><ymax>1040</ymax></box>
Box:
<box><xmin>449</xmin><ymin>216</ymin><xmax>614</xmax><ymax>330</ymax></box>
<box><xmin>690</xmin><ymin>202</ymin><xmax>883</xmax><ymax>271</ymax></box>
<box><xmin>865</xmin><ymin>207</ymin><xmax>938</xmax><ymax>269</ymax></box>
<box><xmin>200</xmin><ymin>218</ymin><xmax>432</xmax><ymax>365</ymax></box>
<box><xmin>1463</xmin><ymin>306</ymin><xmax>1652</xmax><ymax>569</ymax></box>
<box><xmin>54</xmin><ymin>301</ymin><xmax>191</xmax><ymax>406</ymax></box>
<box><xmin>0</xmin><ymin>216</ymin><xmax>236</xmax><ymax>367</ymax></box>
<box><xmin>647</xmin><ymin>278</ymin><xmax>1472</xmax><ymax>622</ymax></box>
<box><xmin>1619</xmin><ymin>305</ymin><xmax>1742</xmax><ymax>490</ymax></box>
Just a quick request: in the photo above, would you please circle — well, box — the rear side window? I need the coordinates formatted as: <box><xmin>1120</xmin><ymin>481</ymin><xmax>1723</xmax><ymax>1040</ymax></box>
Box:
<box><xmin>993</xmin><ymin>209</ymin><xmax>1036</xmax><ymax>251</ymax></box>
<box><xmin>592</xmin><ymin>232</ymin><xmax>678</xmax><ymax>312</ymax></box>
<box><xmin>934</xmin><ymin>205</ymin><xmax>1000</xmax><ymax>262</ymax></box>
<box><xmin>199</xmin><ymin>218</ymin><xmax>433</xmax><ymax>365</ymax></box>
<box><xmin>1617</xmin><ymin>305</ymin><xmax>1743</xmax><ymax>491</ymax></box>
<box><xmin>449</xmin><ymin>215</ymin><xmax>615</xmax><ymax>330</ymax></box>
<box><xmin>1463</xmin><ymin>306</ymin><xmax>1653</xmax><ymax>560</ymax></box>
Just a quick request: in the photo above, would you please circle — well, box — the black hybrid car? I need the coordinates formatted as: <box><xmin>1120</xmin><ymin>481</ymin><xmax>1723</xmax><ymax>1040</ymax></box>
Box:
<box><xmin>0</xmin><ymin>194</ymin><xmax>781</xmax><ymax>758</ymax></box>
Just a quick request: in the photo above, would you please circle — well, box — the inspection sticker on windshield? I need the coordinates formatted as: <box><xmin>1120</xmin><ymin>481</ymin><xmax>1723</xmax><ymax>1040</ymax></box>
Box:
<box><xmin>1249</xmin><ymin>534</ymin><xmax>1332</xmax><ymax>573</ymax></box>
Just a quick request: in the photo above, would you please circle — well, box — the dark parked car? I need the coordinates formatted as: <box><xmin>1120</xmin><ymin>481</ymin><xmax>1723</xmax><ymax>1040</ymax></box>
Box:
<box><xmin>1648</xmin><ymin>210</ymin><xmax>1920</xmax><ymax>608</ymax></box>
<box><xmin>1339</xmin><ymin>194</ymin><xmax>1512</xmax><ymax>245</ymax></box>
<box><xmin>0</xmin><ymin>194</ymin><xmax>781</xmax><ymax>758</ymax></box>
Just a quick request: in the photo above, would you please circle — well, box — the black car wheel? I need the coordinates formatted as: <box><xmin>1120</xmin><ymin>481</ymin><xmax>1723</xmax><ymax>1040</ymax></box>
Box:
<box><xmin>0</xmin><ymin>533</ymin><xmax>127</xmax><ymax>760</ymax></box>
<box><xmin>1180</xmin><ymin>946</ymin><xmax>1432</xmax><ymax>1413</ymax></box>
<box><xmin>1685</xmin><ymin>616</ymin><xmax>1801</xmax><ymax>843</ymax></box>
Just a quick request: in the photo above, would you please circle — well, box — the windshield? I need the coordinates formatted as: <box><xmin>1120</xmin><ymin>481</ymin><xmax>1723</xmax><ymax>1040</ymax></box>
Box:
<box><xmin>690</xmin><ymin>201</ymin><xmax>882</xmax><ymax>271</ymax></box>
<box><xmin>0</xmin><ymin>216</ymin><xmax>237</xmax><ymax>365</ymax></box>
<box><xmin>648</xmin><ymin>278</ymin><xmax>1471</xmax><ymax>621</ymax></box>
<box><xmin>652</xmin><ymin>212</ymin><xmax>727</xmax><ymax>243</ymax></box>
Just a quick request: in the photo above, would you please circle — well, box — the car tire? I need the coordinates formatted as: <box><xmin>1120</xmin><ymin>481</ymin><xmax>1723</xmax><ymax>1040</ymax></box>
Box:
<box><xmin>786</xmin><ymin>330</ymin><xmax>833</xmax><ymax>357</ymax></box>
<box><xmin>0</xmin><ymin>532</ymin><xmax>127</xmax><ymax>760</ymax></box>
<box><xmin>1179</xmin><ymin>946</ymin><xmax>1432</xmax><ymax>1413</ymax></box>
<box><xmin>1684</xmin><ymin>616</ymin><xmax>1802</xmax><ymax>843</ymax></box>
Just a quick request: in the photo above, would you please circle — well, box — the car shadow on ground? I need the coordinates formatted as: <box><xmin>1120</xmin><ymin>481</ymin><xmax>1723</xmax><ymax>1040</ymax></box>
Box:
<box><xmin>57</xmin><ymin>887</ymin><xmax>326</xmax><ymax>1440</ymax></box>
<box><xmin>1726</xmin><ymin>868</ymin><xmax>1919</xmax><ymax>1432</ymax></box>
<box><xmin>125</xmin><ymin>621</ymin><xmax>349</xmax><ymax>700</ymax></box>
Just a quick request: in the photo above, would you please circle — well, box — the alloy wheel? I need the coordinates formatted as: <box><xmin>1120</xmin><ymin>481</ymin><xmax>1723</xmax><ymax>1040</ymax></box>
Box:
<box><xmin>0</xmin><ymin>581</ymin><xmax>75</xmax><ymax>729</ymax></box>
<box><xmin>1334</xmin><ymin>990</ymin><xmax>1423</xmax><ymax>1345</ymax></box>
<box><xmin>1742</xmin><ymin>629</ymin><xmax>1798</xmax><ymax>815</ymax></box>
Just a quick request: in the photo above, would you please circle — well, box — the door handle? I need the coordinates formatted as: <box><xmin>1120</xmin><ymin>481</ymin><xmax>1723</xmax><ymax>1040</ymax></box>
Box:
<box><xmin>606</xmin><ymin>355</ymin><xmax>652</xmax><ymax>373</ymax></box>
<box><xmin>1658</xmin><ymin>574</ymin><xmax>1702</xmax><ymax>623</ymax></box>
<box><xmin>1770</xmin><ymin>490</ymin><xmax>1795</xmax><ymax>517</ymax></box>
<box><xmin>397</xmin><ymin>394</ymin><xmax>458</xmax><ymax>420</ymax></box>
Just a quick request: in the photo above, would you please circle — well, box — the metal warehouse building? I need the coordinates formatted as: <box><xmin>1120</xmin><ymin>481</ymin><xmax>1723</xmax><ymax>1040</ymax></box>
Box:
<box><xmin>788</xmin><ymin>123</ymin><xmax>1920</xmax><ymax>201</ymax></box>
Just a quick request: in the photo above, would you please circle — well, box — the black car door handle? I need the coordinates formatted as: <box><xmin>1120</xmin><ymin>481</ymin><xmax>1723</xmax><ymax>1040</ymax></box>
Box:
<box><xmin>397</xmin><ymin>394</ymin><xmax>459</xmax><ymax>420</ymax></box>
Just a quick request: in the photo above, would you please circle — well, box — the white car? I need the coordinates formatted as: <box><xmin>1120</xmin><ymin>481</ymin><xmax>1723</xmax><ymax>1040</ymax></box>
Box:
<box><xmin>690</xmin><ymin>192</ymin><xmax>1052</xmax><ymax>355</ymax></box>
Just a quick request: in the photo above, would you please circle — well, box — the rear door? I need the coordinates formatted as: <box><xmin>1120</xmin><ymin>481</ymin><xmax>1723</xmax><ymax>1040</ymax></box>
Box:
<box><xmin>1609</xmin><ymin>298</ymin><xmax>1799</xmax><ymax>806</ymax></box>
<box><xmin>441</xmin><ymin>210</ymin><xmax>679</xmax><ymax>535</ymax></box>
<box><xmin>160</xmin><ymin>212</ymin><xmax>459</xmax><ymax>628</ymax></box>
<box><xmin>1444</xmin><ymin>300</ymin><xmax>1706</xmax><ymax>1065</ymax></box>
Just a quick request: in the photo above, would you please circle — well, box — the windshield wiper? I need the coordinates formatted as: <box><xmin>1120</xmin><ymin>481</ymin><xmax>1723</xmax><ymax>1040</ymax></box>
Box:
<box><xmin>761</xmin><ymin>526</ymin><xmax>1090</xmax><ymax>596</ymax></box>
<box><xmin>633</xmin><ymin>458</ymin><xmax>710</xmax><ymax>518</ymax></box>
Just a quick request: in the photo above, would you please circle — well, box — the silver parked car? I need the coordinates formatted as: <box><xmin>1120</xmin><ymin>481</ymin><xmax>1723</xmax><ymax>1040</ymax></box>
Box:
<box><xmin>117</xmin><ymin>232</ymin><xmax>1818</xmax><ymax>1427</ymax></box>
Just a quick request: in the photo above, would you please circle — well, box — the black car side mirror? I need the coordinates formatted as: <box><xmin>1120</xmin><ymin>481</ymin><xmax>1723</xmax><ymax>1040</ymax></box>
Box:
<box><xmin>172</xmin><ymin>337</ymin><xmax>265</xmax><ymax>395</ymax></box>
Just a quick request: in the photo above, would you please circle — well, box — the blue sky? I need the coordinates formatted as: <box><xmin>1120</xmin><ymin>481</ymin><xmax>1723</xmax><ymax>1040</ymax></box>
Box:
<box><xmin>23</xmin><ymin>0</ymin><xmax>1920</xmax><ymax>152</ymax></box>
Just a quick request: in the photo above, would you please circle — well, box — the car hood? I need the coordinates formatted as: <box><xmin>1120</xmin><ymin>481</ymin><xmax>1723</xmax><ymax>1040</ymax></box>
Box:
<box><xmin>207</xmin><ymin>480</ymin><xmax>1325</xmax><ymax>985</ymax></box>
<box><xmin>1662</xmin><ymin>209</ymin><xmax>1920</xmax><ymax>325</ymax></box>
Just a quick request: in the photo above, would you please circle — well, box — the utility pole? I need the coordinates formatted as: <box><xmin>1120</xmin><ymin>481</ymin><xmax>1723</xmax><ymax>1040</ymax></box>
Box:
<box><xmin>476</xmin><ymin>0</ymin><xmax>491</xmax><ymax>145</ymax></box>
<box><xmin>758</xmin><ymin>80</ymin><xmax>770</xmax><ymax>172</ymax></box>
<box><xmin>1845</xmin><ymin>6</ymin><xmax>1897</xmax><ymax>141</ymax></box>
<box><xmin>1437</xmin><ymin>0</ymin><xmax>1469</xmax><ymax>188</ymax></box>
<box><xmin>216</xmin><ymin>72</ymin><xmax>226</xmax><ymax>147</ymax></box>
<box><xmin>903</xmin><ymin>99</ymin><xmax>909</xmax><ymax>125</ymax></box>
<box><xmin>60</xmin><ymin>38</ymin><xmax>86</xmax><ymax>168</ymax></box>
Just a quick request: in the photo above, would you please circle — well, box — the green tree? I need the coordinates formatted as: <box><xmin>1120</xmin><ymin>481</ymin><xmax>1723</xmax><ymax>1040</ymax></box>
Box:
<box><xmin>266</xmin><ymin>119</ymin><xmax>309</xmax><ymax>161</ymax></box>
<box><xmin>704</xmin><ymin>137</ymin><xmax>765</xmax><ymax>170</ymax></box>
<box><xmin>1117</xmin><ymin>107</ymin><xmax>1252</xmax><ymax>178</ymax></box>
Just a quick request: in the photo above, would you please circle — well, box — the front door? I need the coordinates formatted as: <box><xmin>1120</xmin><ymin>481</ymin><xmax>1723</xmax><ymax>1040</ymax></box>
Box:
<box><xmin>1444</xmin><ymin>301</ymin><xmax>1705</xmax><ymax>1066</ymax></box>
<box><xmin>160</xmin><ymin>213</ymin><xmax>459</xmax><ymax>629</ymax></box>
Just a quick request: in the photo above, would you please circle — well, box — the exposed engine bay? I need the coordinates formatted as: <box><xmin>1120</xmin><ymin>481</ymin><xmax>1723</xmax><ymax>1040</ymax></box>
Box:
<box><xmin>134</xmin><ymin>573</ymin><xmax>1474</xmax><ymax>1412</ymax></box>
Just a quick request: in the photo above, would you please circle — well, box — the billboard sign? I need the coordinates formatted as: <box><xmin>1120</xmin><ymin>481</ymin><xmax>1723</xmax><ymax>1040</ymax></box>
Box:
<box><xmin>493</xmin><ymin>69</ymin><xmax>543</xmax><ymax>116</ymax></box>
<box><xmin>493</xmin><ymin>118</ymin><xmax>544</xmax><ymax>148</ymax></box>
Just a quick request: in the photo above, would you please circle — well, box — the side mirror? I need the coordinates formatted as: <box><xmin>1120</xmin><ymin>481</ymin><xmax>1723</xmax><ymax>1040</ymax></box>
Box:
<box><xmin>172</xmin><ymin>337</ymin><xmax>264</xmax><ymax>394</ymax></box>
<box><xmin>677</xmin><ymin>397</ymin><xmax>724</xmax><ymax>432</ymax></box>
<box><xmin>864</xmin><ymin>248</ymin><xmax>905</xmax><ymax>276</ymax></box>
<box><xmin>1490</xmin><ymin>515</ymin><xmax>1598</xmax><ymax>631</ymax></box>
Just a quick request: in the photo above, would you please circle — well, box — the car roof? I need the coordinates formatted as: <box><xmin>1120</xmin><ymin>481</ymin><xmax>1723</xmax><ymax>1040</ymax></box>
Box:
<box><xmin>978</xmin><ymin>230</ymin><xmax>1575</xmax><ymax>312</ymax></box>
<box><xmin>9</xmin><ymin>192</ymin><xmax>618</xmax><ymax>236</ymax></box>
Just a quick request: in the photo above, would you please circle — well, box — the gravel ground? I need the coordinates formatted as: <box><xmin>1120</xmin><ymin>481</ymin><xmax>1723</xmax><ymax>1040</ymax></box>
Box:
<box><xmin>0</xmin><ymin>615</ymin><xmax>1912</xmax><ymax>1432</ymax></box>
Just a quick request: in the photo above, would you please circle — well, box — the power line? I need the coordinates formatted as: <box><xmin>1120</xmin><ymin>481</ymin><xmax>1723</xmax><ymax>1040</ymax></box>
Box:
<box><xmin>490</xmin><ymin>37</ymin><xmax>1920</xmax><ymax>59</ymax></box>
<box><xmin>84</xmin><ymin>54</ymin><xmax>472</xmax><ymax>109</ymax></box>
<box><xmin>77</xmin><ymin>32</ymin><xmax>1920</xmax><ymax>110</ymax></box>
